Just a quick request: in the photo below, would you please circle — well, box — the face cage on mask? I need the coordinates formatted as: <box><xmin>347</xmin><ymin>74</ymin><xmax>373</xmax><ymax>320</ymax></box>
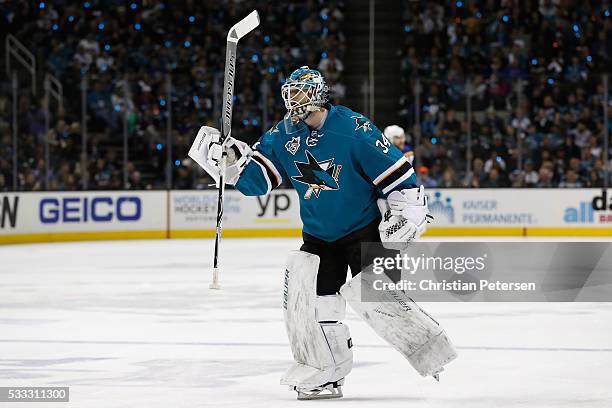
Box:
<box><xmin>281</xmin><ymin>81</ymin><xmax>326</xmax><ymax>121</ymax></box>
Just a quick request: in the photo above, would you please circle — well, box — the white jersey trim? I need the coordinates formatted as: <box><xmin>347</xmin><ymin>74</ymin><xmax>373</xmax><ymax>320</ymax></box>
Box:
<box><xmin>253</xmin><ymin>151</ymin><xmax>283</xmax><ymax>188</ymax></box>
<box><xmin>382</xmin><ymin>167</ymin><xmax>415</xmax><ymax>194</ymax></box>
<box><xmin>373</xmin><ymin>156</ymin><xmax>409</xmax><ymax>186</ymax></box>
<box><xmin>252</xmin><ymin>159</ymin><xmax>272</xmax><ymax>194</ymax></box>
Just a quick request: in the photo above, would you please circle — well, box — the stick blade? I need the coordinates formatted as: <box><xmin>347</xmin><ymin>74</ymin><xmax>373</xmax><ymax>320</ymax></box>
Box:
<box><xmin>209</xmin><ymin>267</ymin><xmax>221</xmax><ymax>290</ymax></box>
<box><xmin>229</xmin><ymin>10</ymin><xmax>260</xmax><ymax>41</ymax></box>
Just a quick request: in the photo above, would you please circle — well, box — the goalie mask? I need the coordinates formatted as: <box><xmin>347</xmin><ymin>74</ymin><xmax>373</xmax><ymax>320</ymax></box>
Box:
<box><xmin>281</xmin><ymin>66</ymin><xmax>329</xmax><ymax>127</ymax></box>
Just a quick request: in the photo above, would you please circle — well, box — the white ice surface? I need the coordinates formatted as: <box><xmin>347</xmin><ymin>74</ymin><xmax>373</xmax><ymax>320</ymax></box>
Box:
<box><xmin>1</xmin><ymin>238</ymin><xmax>611</xmax><ymax>408</ymax></box>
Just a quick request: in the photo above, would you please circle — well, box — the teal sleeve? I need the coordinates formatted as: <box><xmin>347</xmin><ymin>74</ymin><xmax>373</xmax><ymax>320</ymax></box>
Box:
<box><xmin>235</xmin><ymin>132</ymin><xmax>286</xmax><ymax>196</ymax></box>
<box><xmin>352</xmin><ymin>124</ymin><xmax>417</xmax><ymax>196</ymax></box>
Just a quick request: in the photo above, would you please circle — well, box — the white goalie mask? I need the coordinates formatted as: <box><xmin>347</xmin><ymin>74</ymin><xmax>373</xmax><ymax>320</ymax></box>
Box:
<box><xmin>281</xmin><ymin>66</ymin><xmax>329</xmax><ymax>126</ymax></box>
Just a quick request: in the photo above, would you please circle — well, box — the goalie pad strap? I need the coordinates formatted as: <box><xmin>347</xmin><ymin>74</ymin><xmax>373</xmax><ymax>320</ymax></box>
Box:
<box><xmin>316</xmin><ymin>294</ymin><xmax>346</xmax><ymax>322</ymax></box>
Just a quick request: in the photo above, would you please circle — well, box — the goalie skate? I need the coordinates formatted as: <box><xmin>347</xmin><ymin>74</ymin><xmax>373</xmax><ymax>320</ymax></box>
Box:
<box><xmin>293</xmin><ymin>379</ymin><xmax>344</xmax><ymax>400</ymax></box>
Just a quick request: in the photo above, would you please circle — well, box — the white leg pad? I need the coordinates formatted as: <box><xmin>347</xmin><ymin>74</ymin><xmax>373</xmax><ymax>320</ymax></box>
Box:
<box><xmin>340</xmin><ymin>271</ymin><xmax>457</xmax><ymax>377</ymax></box>
<box><xmin>281</xmin><ymin>251</ymin><xmax>353</xmax><ymax>390</ymax></box>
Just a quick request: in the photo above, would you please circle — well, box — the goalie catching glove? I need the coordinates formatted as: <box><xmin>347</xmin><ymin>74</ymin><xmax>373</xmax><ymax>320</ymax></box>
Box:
<box><xmin>377</xmin><ymin>185</ymin><xmax>432</xmax><ymax>250</ymax></box>
<box><xmin>188</xmin><ymin>126</ymin><xmax>252</xmax><ymax>186</ymax></box>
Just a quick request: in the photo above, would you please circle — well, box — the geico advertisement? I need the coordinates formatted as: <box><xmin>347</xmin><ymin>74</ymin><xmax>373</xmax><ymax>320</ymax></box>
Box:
<box><xmin>170</xmin><ymin>189</ymin><xmax>302</xmax><ymax>230</ymax></box>
<box><xmin>0</xmin><ymin>192</ymin><xmax>166</xmax><ymax>233</ymax></box>
<box><xmin>427</xmin><ymin>189</ymin><xmax>612</xmax><ymax>227</ymax></box>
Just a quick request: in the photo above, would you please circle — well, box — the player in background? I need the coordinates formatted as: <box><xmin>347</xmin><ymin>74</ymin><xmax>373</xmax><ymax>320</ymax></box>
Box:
<box><xmin>384</xmin><ymin>124</ymin><xmax>414</xmax><ymax>165</ymax></box>
<box><xmin>190</xmin><ymin>67</ymin><xmax>456</xmax><ymax>399</ymax></box>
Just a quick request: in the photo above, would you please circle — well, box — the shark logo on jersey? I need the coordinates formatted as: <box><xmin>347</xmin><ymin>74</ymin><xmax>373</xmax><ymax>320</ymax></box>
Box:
<box><xmin>351</xmin><ymin>115</ymin><xmax>372</xmax><ymax>133</ymax></box>
<box><xmin>292</xmin><ymin>150</ymin><xmax>342</xmax><ymax>199</ymax></box>
<box><xmin>268</xmin><ymin>124</ymin><xmax>280</xmax><ymax>134</ymax></box>
<box><xmin>285</xmin><ymin>137</ymin><xmax>300</xmax><ymax>155</ymax></box>
<box><xmin>306</xmin><ymin>130</ymin><xmax>323</xmax><ymax>147</ymax></box>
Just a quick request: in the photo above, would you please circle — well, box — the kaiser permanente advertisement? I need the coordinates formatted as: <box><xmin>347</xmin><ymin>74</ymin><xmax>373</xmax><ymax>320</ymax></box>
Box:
<box><xmin>426</xmin><ymin>188</ymin><xmax>612</xmax><ymax>233</ymax></box>
<box><xmin>1</xmin><ymin>189</ymin><xmax>611</xmax><ymax>243</ymax></box>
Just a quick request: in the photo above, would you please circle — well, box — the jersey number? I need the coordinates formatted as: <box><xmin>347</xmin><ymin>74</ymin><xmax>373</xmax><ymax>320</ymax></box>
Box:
<box><xmin>375</xmin><ymin>135</ymin><xmax>390</xmax><ymax>154</ymax></box>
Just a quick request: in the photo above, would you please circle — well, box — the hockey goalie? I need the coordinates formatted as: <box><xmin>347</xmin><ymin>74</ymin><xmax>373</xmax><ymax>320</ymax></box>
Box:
<box><xmin>189</xmin><ymin>66</ymin><xmax>457</xmax><ymax>399</ymax></box>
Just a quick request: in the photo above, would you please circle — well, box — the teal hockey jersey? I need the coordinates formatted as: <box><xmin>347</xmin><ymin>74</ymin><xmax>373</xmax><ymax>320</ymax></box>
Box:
<box><xmin>235</xmin><ymin>104</ymin><xmax>417</xmax><ymax>242</ymax></box>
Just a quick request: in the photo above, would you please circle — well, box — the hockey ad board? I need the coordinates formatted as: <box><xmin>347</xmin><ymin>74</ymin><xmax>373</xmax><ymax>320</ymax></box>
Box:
<box><xmin>1</xmin><ymin>189</ymin><xmax>611</xmax><ymax>244</ymax></box>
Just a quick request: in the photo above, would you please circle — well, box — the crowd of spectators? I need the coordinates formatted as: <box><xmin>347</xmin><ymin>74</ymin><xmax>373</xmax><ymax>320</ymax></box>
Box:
<box><xmin>2</xmin><ymin>0</ymin><xmax>611</xmax><ymax>192</ymax></box>
<box><xmin>398</xmin><ymin>0</ymin><xmax>612</xmax><ymax>187</ymax></box>
<box><xmin>0</xmin><ymin>0</ymin><xmax>345</xmax><ymax>191</ymax></box>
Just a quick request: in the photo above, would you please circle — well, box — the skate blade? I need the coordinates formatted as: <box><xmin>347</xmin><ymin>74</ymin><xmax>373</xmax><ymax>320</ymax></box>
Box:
<box><xmin>297</xmin><ymin>386</ymin><xmax>343</xmax><ymax>400</ymax></box>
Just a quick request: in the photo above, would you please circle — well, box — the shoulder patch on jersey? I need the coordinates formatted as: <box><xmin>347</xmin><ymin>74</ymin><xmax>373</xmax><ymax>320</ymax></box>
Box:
<box><xmin>292</xmin><ymin>150</ymin><xmax>342</xmax><ymax>200</ymax></box>
<box><xmin>351</xmin><ymin>115</ymin><xmax>372</xmax><ymax>133</ymax></box>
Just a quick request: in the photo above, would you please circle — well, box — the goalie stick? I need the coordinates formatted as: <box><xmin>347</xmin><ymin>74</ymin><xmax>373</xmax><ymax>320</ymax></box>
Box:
<box><xmin>210</xmin><ymin>10</ymin><xmax>260</xmax><ymax>289</ymax></box>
